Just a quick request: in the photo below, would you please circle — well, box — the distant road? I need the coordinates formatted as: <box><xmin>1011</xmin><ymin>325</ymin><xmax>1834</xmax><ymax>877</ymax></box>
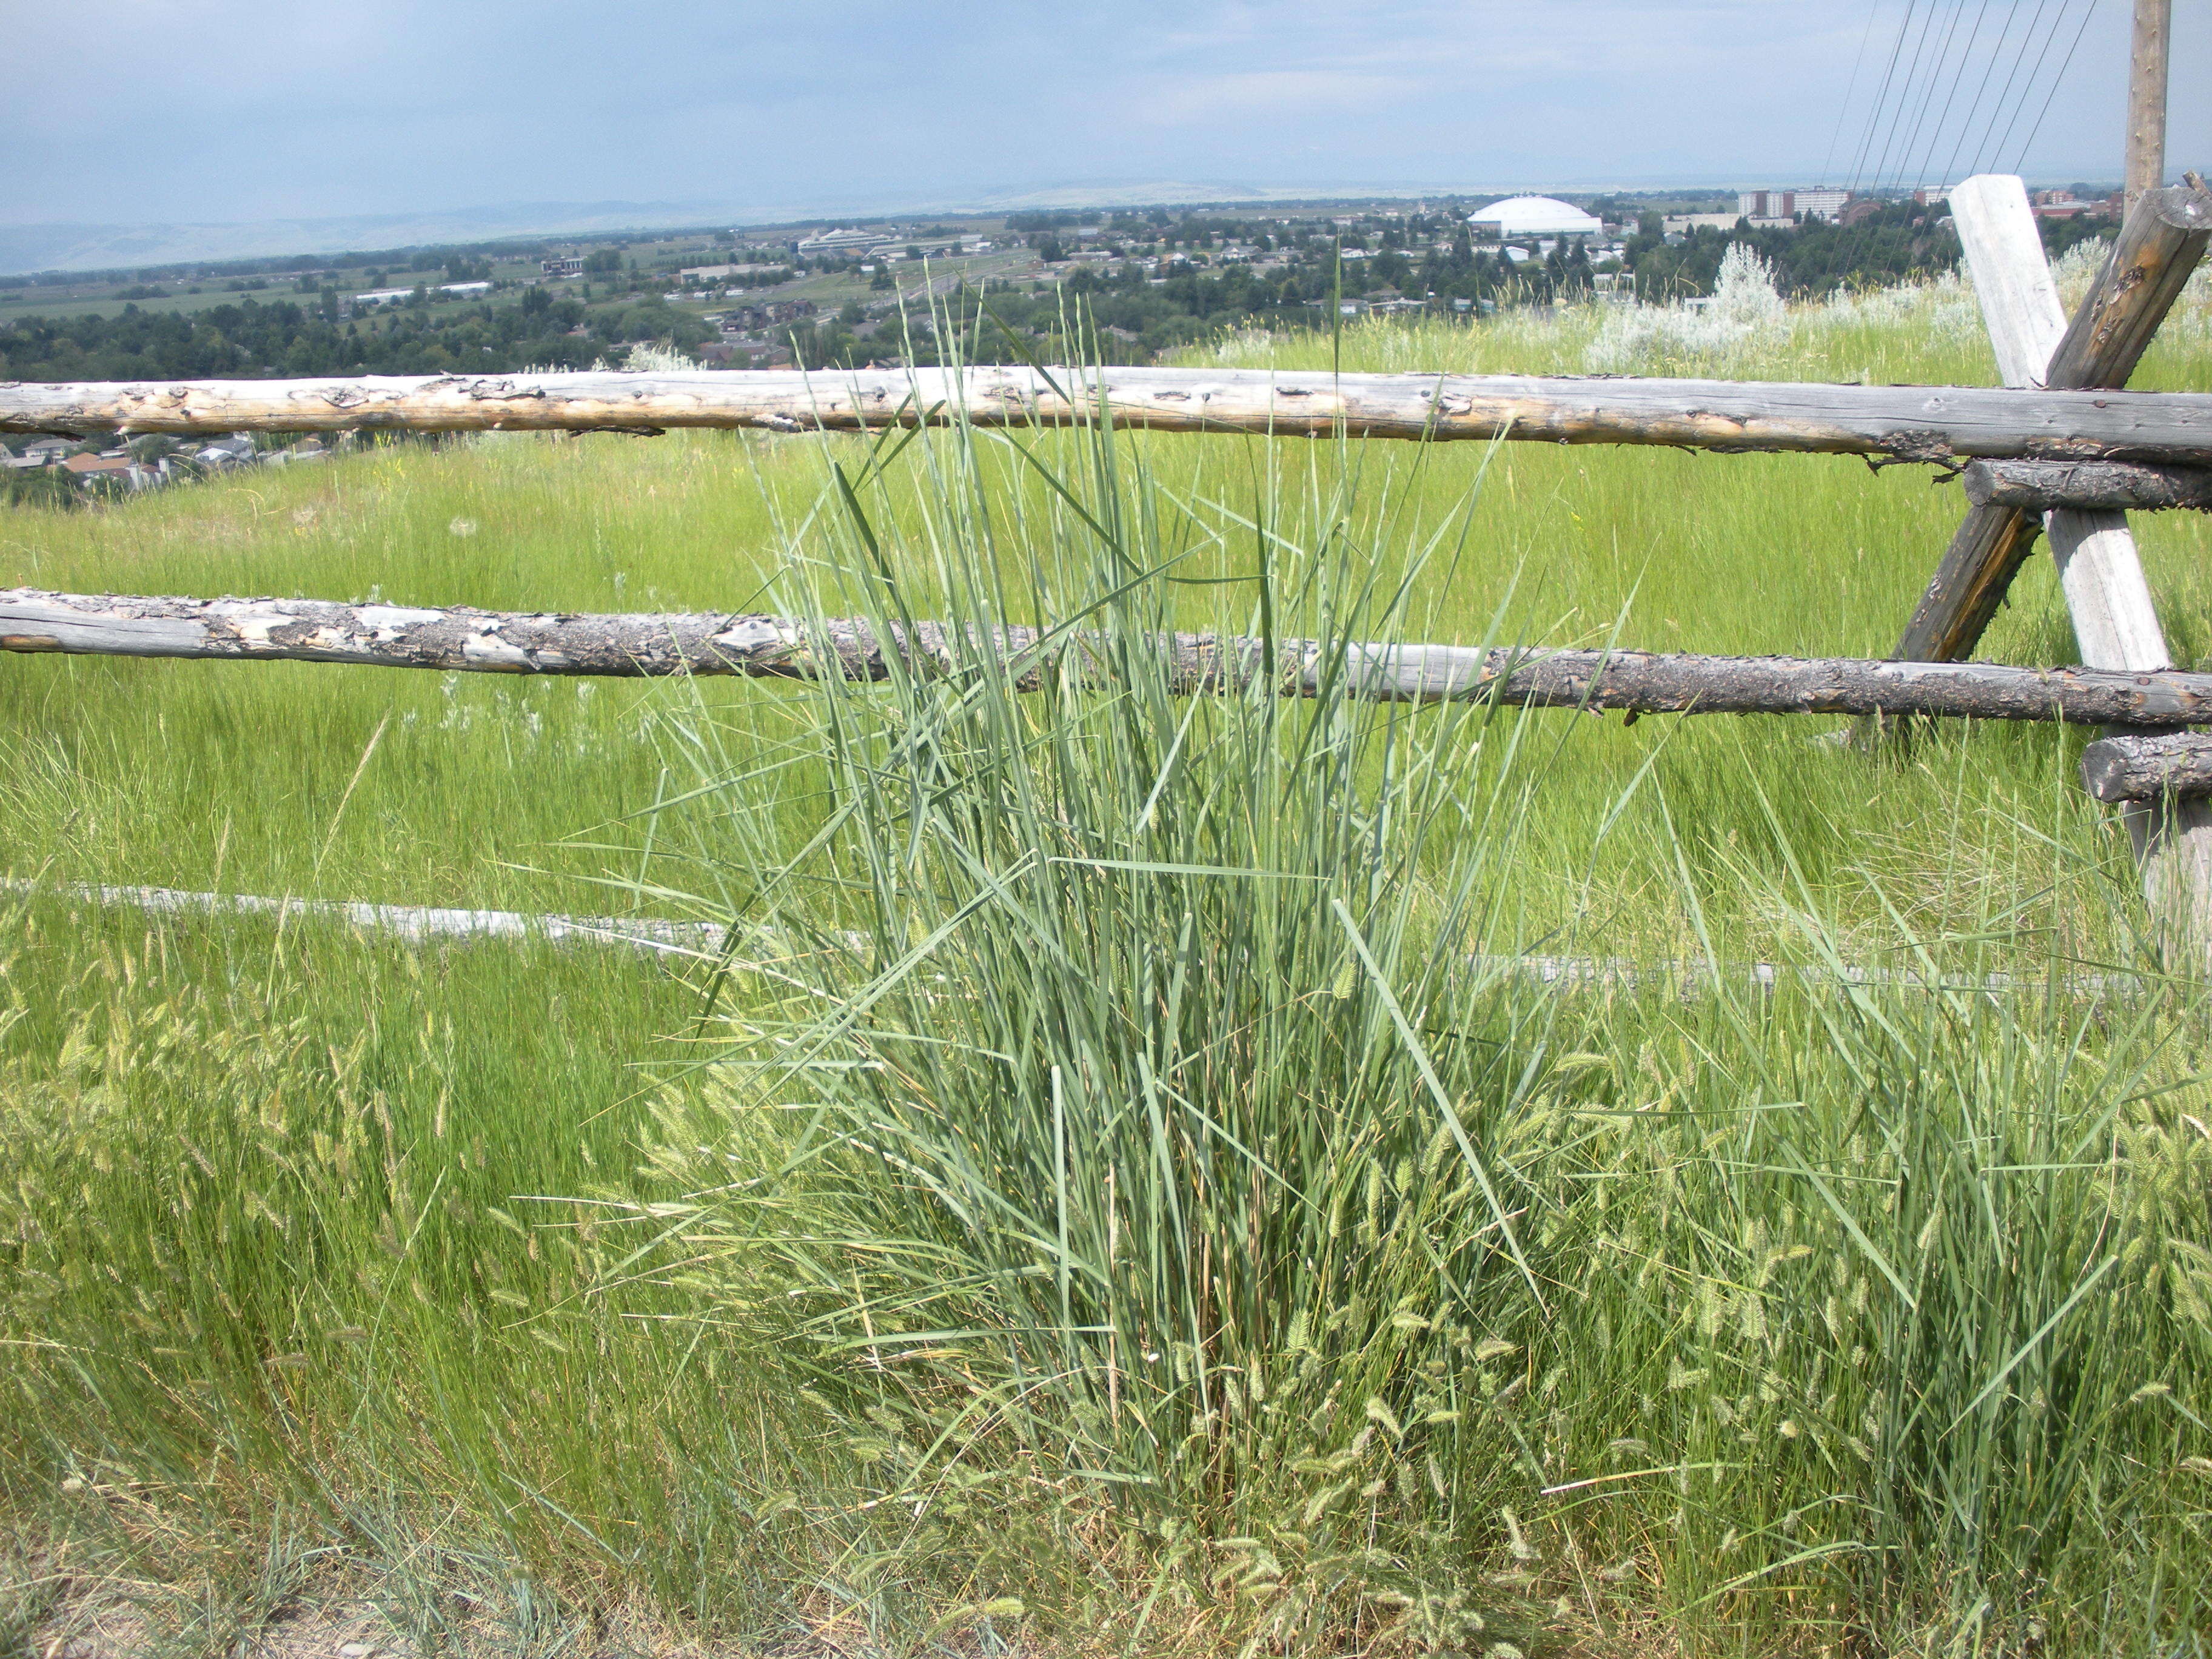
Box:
<box><xmin>898</xmin><ymin>272</ymin><xmax>965</xmax><ymax>303</ymax></box>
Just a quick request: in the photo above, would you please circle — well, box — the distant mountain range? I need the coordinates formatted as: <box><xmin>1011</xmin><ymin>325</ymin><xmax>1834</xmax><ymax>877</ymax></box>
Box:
<box><xmin>0</xmin><ymin>176</ymin><xmax>1762</xmax><ymax>277</ymax></box>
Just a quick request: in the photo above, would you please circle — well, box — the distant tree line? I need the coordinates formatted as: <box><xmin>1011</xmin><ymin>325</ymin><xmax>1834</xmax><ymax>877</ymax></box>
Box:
<box><xmin>1616</xmin><ymin>202</ymin><xmax>1956</xmax><ymax>299</ymax></box>
<box><xmin>0</xmin><ymin>287</ymin><xmax>717</xmax><ymax>381</ymax></box>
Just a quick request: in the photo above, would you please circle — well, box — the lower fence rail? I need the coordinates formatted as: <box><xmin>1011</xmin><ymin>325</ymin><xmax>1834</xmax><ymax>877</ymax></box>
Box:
<box><xmin>0</xmin><ymin>880</ymin><xmax>2139</xmax><ymax>999</ymax></box>
<box><xmin>8</xmin><ymin>585</ymin><xmax>2212</xmax><ymax>731</ymax></box>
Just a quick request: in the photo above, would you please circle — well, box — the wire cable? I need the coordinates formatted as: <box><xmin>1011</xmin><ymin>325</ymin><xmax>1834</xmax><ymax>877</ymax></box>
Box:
<box><xmin>1849</xmin><ymin>0</ymin><xmax>1927</xmax><ymax>192</ymax></box>
<box><xmin>2009</xmin><ymin>0</ymin><xmax>2102</xmax><ymax>173</ymax></box>
<box><xmin>1986</xmin><ymin>0</ymin><xmax>2085</xmax><ymax>175</ymax></box>
<box><xmin>1865</xmin><ymin>0</ymin><xmax>1950</xmax><ymax>189</ymax></box>
<box><xmin>1833</xmin><ymin>0</ymin><xmax>1948</xmax><ymax>291</ymax></box>
<box><xmin>1936</xmin><ymin>0</ymin><xmax>2021</xmax><ymax>187</ymax></box>
<box><xmin>1822</xmin><ymin>2</ymin><xmax>1886</xmax><ymax>186</ymax></box>
<box><xmin>1905</xmin><ymin>2</ymin><xmax>1978</xmax><ymax>177</ymax></box>
<box><xmin>1966</xmin><ymin>0</ymin><xmax>2059</xmax><ymax>176</ymax></box>
<box><xmin>1893</xmin><ymin>0</ymin><xmax>1981</xmax><ymax>189</ymax></box>
<box><xmin>1909</xmin><ymin>0</ymin><xmax>2000</xmax><ymax>193</ymax></box>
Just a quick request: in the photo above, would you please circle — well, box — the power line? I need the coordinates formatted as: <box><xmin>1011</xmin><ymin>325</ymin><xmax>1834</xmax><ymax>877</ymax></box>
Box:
<box><xmin>2010</xmin><ymin>0</ymin><xmax>2103</xmax><ymax>173</ymax></box>
<box><xmin>1985</xmin><ymin>0</ymin><xmax>2085</xmax><ymax>174</ymax></box>
<box><xmin>1936</xmin><ymin>0</ymin><xmax>2022</xmax><ymax>186</ymax></box>
<box><xmin>1965</xmin><ymin>0</ymin><xmax>2058</xmax><ymax>176</ymax></box>
<box><xmin>1849</xmin><ymin>0</ymin><xmax>1926</xmax><ymax>192</ymax></box>
<box><xmin>1864</xmin><ymin>0</ymin><xmax>1949</xmax><ymax>188</ymax></box>
<box><xmin>1908</xmin><ymin>0</ymin><xmax>2001</xmax><ymax>192</ymax></box>
<box><xmin>1834</xmin><ymin>0</ymin><xmax>1950</xmax><ymax>290</ymax></box>
<box><xmin>1822</xmin><ymin>4</ymin><xmax>1887</xmax><ymax>186</ymax></box>
<box><xmin>1892</xmin><ymin>0</ymin><xmax>1984</xmax><ymax>192</ymax></box>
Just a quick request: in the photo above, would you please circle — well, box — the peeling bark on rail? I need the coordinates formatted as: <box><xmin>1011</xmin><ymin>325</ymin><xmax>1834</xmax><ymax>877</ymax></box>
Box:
<box><xmin>5</xmin><ymin>366</ymin><xmax>2212</xmax><ymax>464</ymax></box>
<box><xmin>11</xmin><ymin>586</ymin><xmax>2212</xmax><ymax>726</ymax></box>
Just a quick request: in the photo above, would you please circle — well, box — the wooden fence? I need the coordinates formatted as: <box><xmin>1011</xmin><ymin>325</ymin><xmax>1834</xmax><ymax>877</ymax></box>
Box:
<box><xmin>5</xmin><ymin>175</ymin><xmax>2212</xmax><ymax>954</ymax></box>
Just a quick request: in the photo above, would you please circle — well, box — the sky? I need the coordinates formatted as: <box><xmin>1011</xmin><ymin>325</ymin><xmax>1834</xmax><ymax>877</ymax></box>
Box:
<box><xmin>2</xmin><ymin>0</ymin><xmax>2204</xmax><ymax>233</ymax></box>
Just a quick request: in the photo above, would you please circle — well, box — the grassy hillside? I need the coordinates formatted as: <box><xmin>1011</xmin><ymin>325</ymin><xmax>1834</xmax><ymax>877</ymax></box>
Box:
<box><xmin>2</xmin><ymin>256</ymin><xmax>2210</xmax><ymax>1657</ymax></box>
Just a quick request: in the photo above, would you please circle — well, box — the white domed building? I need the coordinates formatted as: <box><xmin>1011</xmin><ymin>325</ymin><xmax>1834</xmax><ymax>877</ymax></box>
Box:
<box><xmin>1466</xmin><ymin>195</ymin><xmax>1604</xmax><ymax>240</ymax></box>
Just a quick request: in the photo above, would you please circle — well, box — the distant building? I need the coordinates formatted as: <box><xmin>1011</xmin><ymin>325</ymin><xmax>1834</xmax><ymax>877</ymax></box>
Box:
<box><xmin>1662</xmin><ymin>214</ymin><xmax>1744</xmax><ymax>235</ymax></box>
<box><xmin>194</xmin><ymin>437</ymin><xmax>256</xmax><ymax>468</ymax></box>
<box><xmin>542</xmin><ymin>256</ymin><xmax>586</xmax><ymax>278</ymax></box>
<box><xmin>717</xmin><ymin>298</ymin><xmax>817</xmax><ymax>333</ymax></box>
<box><xmin>796</xmin><ymin>228</ymin><xmax>893</xmax><ymax>257</ymax></box>
<box><xmin>2031</xmin><ymin>189</ymin><xmax>2119</xmax><ymax>220</ymax></box>
<box><xmin>678</xmin><ymin>262</ymin><xmax>785</xmax><ymax>283</ymax></box>
<box><xmin>1737</xmin><ymin>189</ymin><xmax>1851</xmax><ymax>222</ymax></box>
<box><xmin>351</xmin><ymin>282</ymin><xmax>492</xmax><ymax>306</ymax></box>
<box><xmin>1466</xmin><ymin>196</ymin><xmax>1604</xmax><ymax>240</ymax></box>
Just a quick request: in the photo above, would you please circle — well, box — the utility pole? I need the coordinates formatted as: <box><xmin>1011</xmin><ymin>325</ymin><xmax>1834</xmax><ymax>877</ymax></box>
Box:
<box><xmin>2127</xmin><ymin>0</ymin><xmax>2171</xmax><ymax>209</ymax></box>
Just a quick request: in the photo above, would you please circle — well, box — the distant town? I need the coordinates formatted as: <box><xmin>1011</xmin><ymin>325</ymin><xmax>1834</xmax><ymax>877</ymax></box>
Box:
<box><xmin>2</xmin><ymin>182</ymin><xmax>2125</xmax><ymax>506</ymax></box>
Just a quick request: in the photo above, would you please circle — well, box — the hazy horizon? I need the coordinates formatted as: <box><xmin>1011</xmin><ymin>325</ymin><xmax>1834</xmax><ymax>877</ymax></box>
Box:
<box><xmin>4</xmin><ymin>0</ymin><xmax>2202</xmax><ymax>268</ymax></box>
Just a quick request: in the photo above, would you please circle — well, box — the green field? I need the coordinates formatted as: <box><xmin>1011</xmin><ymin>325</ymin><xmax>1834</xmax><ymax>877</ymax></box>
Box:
<box><xmin>3</xmin><ymin>256</ymin><xmax>2210</xmax><ymax>1657</ymax></box>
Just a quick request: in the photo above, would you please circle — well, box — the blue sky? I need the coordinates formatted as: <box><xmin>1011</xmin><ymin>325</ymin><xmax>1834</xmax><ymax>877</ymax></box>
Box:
<box><xmin>2</xmin><ymin>1</ymin><xmax>2202</xmax><ymax>229</ymax></box>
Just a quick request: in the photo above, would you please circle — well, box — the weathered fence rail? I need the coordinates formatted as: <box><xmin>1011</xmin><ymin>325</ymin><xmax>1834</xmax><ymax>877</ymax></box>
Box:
<box><xmin>1961</xmin><ymin>458</ymin><xmax>2212</xmax><ymax>511</ymax></box>
<box><xmin>6</xmin><ymin>364</ymin><xmax>2212</xmax><ymax>465</ymax></box>
<box><xmin>0</xmin><ymin>879</ymin><xmax>2136</xmax><ymax>996</ymax></box>
<box><xmin>11</xmin><ymin>586</ymin><xmax>2212</xmax><ymax>726</ymax></box>
<box><xmin>2080</xmin><ymin>732</ymin><xmax>2212</xmax><ymax>802</ymax></box>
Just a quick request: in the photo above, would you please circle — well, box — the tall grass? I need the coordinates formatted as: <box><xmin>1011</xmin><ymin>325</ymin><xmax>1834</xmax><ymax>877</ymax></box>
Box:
<box><xmin>2</xmin><ymin>269</ymin><xmax>2210</xmax><ymax>1654</ymax></box>
<box><xmin>622</xmin><ymin>389</ymin><xmax>2212</xmax><ymax>1654</ymax></box>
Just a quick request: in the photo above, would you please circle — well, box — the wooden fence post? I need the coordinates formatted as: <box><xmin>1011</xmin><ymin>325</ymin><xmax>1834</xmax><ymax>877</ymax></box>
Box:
<box><xmin>2128</xmin><ymin>0</ymin><xmax>2173</xmax><ymax>211</ymax></box>
<box><xmin>1882</xmin><ymin>179</ymin><xmax>2212</xmax><ymax>668</ymax></box>
<box><xmin>1946</xmin><ymin>173</ymin><xmax>2212</xmax><ymax>957</ymax></box>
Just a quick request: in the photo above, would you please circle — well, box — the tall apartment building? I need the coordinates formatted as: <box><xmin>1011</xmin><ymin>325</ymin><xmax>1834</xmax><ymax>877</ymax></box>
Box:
<box><xmin>1737</xmin><ymin>189</ymin><xmax>1851</xmax><ymax>222</ymax></box>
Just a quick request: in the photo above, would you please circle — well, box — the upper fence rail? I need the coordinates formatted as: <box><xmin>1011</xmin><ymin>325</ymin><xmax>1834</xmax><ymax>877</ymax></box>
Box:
<box><xmin>5</xmin><ymin>365</ymin><xmax>2212</xmax><ymax>469</ymax></box>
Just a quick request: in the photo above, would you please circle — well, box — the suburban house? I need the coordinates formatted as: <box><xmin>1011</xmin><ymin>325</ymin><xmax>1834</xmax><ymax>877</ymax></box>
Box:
<box><xmin>194</xmin><ymin>437</ymin><xmax>257</xmax><ymax>468</ymax></box>
<box><xmin>61</xmin><ymin>453</ymin><xmax>149</xmax><ymax>491</ymax></box>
